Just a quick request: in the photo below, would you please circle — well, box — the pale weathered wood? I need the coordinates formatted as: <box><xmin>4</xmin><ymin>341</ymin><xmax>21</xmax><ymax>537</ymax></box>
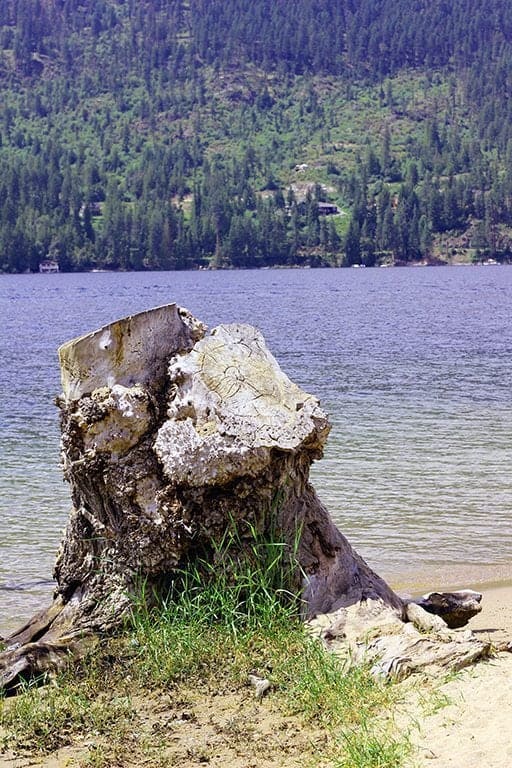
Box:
<box><xmin>309</xmin><ymin>599</ymin><xmax>489</xmax><ymax>680</ymax></box>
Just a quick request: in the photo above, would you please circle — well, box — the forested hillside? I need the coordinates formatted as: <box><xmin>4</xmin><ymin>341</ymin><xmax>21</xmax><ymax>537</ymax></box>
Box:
<box><xmin>2</xmin><ymin>0</ymin><xmax>512</xmax><ymax>271</ymax></box>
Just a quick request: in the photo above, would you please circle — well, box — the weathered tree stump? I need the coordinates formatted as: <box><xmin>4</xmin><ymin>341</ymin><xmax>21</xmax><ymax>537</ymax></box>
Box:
<box><xmin>0</xmin><ymin>305</ymin><xmax>491</xmax><ymax>691</ymax></box>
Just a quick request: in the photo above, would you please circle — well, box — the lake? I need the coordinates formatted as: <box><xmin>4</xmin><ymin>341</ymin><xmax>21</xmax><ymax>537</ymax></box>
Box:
<box><xmin>1</xmin><ymin>265</ymin><xmax>511</xmax><ymax>636</ymax></box>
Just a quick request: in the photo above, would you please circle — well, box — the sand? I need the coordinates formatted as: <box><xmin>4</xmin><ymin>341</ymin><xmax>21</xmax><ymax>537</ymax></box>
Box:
<box><xmin>1</xmin><ymin>583</ymin><xmax>511</xmax><ymax>768</ymax></box>
<box><xmin>405</xmin><ymin>582</ymin><xmax>512</xmax><ymax>768</ymax></box>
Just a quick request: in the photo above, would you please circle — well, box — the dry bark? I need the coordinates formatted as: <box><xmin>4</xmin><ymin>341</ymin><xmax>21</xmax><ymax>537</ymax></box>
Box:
<box><xmin>0</xmin><ymin>305</ymin><xmax>491</xmax><ymax>691</ymax></box>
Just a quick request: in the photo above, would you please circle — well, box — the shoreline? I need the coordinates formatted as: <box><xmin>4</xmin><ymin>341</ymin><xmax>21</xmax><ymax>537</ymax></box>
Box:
<box><xmin>387</xmin><ymin>563</ymin><xmax>512</xmax><ymax>599</ymax></box>
<box><xmin>4</xmin><ymin>260</ymin><xmax>512</xmax><ymax>276</ymax></box>
<box><xmin>2</xmin><ymin>589</ymin><xmax>511</xmax><ymax>768</ymax></box>
<box><xmin>2</xmin><ymin>569</ymin><xmax>512</xmax><ymax>641</ymax></box>
<box><xmin>404</xmin><ymin>582</ymin><xmax>512</xmax><ymax>768</ymax></box>
<box><xmin>465</xmin><ymin>581</ymin><xmax>512</xmax><ymax>643</ymax></box>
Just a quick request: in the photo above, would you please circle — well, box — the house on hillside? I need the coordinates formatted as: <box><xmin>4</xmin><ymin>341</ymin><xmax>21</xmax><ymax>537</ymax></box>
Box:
<box><xmin>317</xmin><ymin>202</ymin><xmax>339</xmax><ymax>216</ymax></box>
<box><xmin>79</xmin><ymin>201</ymin><xmax>102</xmax><ymax>218</ymax></box>
<box><xmin>294</xmin><ymin>200</ymin><xmax>340</xmax><ymax>216</ymax></box>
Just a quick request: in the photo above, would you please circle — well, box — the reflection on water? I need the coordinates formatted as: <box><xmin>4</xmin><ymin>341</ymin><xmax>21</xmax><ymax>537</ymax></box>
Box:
<box><xmin>1</xmin><ymin>265</ymin><xmax>512</xmax><ymax>635</ymax></box>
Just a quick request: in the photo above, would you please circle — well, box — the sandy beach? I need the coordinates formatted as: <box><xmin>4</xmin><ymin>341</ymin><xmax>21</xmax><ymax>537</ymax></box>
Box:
<box><xmin>405</xmin><ymin>581</ymin><xmax>512</xmax><ymax>768</ymax></box>
<box><xmin>1</xmin><ymin>581</ymin><xmax>511</xmax><ymax>768</ymax></box>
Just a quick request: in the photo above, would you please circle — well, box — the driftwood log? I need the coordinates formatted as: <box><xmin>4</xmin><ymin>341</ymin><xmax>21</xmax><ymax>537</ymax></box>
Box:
<box><xmin>413</xmin><ymin>589</ymin><xmax>483</xmax><ymax>629</ymax></box>
<box><xmin>0</xmin><ymin>305</ymin><xmax>491</xmax><ymax>691</ymax></box>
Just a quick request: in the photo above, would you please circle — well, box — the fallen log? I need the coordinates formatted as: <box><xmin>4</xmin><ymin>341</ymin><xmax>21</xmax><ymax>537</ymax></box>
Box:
<box><xmin>0</xmin><ymin>304</ymin><xmax>491</xmax><ymax>691</ymax></box>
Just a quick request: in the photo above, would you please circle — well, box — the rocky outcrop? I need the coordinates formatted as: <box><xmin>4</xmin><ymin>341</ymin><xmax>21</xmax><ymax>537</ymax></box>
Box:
<box><xmin>0</xmin><ymin>304</ymin><xmax>491</xmax><ymax>691</ymax></box>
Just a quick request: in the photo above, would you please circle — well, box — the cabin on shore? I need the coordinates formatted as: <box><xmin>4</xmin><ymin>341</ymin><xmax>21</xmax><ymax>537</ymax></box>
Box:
<box><xmin>39</xmin><ymin>259</ymin><xmax>59</xmax><ymax>273</ymax></box>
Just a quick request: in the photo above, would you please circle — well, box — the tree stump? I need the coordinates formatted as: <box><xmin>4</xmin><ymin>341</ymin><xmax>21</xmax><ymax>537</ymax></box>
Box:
<box><xmin>0</xmin><ymin>305</ymin><xmax>491</xmax><ymax>691</ymax></box>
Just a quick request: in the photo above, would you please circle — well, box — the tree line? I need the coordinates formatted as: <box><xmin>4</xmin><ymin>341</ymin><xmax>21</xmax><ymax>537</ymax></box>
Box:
<box><xmin>2</xmin><ymin>1</ymin><xmax>512</xmax><ymax>271</ymax></box>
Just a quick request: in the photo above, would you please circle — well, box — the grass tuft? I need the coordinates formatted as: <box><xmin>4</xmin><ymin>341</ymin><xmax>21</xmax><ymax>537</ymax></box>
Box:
<box><xmin>129</xmin><ymin>518</ymin><xmax>303</xmax><ymax>685</ymax></box>
<box><xmin>1</xmin><ymin>676</ymin><xmax>133</xmax><ymax>754</ymax></box>
<box><xmin>335</xmin><ymin>724</ymin><xmax>412</xmax><ymax>768</ymax></box>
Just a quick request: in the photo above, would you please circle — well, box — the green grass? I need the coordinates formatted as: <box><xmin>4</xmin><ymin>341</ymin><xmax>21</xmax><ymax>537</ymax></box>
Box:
<box><xmin>127</xmin><ymin>525</ymin><xmax>412</xmax><ymax>767</ymax></box>
<box><xmin>335</xmin><ymin>725</ymin><xmax>411</xmax><ymax>768</ymax></box>
<box><xmin>0</xmin><ymin>670</ymin><xmax>134</xmax><ymax>754</ymax></box>
<box><xmin>1</xmin><ymin>524</ymin><xmax>413</xmax><ymax>767</ymax></box>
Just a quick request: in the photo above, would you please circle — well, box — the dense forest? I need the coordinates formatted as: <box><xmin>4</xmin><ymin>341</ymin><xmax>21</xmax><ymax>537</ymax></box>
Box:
<box><xmin>2</xmin><ymin>0</ymin><xmax>512</xmax><ymax>271</ymax></box>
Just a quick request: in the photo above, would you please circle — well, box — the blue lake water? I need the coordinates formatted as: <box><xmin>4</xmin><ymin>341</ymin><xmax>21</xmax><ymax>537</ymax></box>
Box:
<box><xmin>1</xmin><ymin>265</ymin><xmax>511</xmax><ymax>635</ymax></box>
